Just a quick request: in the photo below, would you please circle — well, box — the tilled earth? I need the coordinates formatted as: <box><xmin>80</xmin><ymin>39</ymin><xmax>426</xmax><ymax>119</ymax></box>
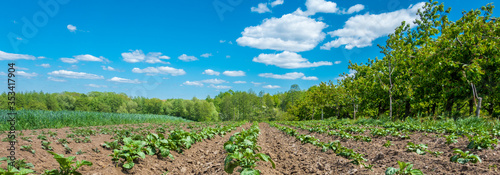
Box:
<box><xmin>0</xmin><ymin>122</ymin><xmax>499</xmax><ymax>175</ymax></box>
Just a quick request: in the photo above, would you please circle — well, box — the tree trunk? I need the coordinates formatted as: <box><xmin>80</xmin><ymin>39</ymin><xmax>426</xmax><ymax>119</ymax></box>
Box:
<box><xmin>476</xmin><ymin>97</ymin><xmax>482</xmax><ymax>117</ymax></box>
<box><xmin>353</xmin><ymin>103</ymin><xmax>356</xmax><ymax>120</ymax></box>
<box><xmin>321</xmin><ymin>108</ymin><xmax>324</xmax><ymax>120</ymax></box>
<box><xmin>445</xmin><ymin>95</ymin><xmax>455</xmax><ymax>116</ymax></box>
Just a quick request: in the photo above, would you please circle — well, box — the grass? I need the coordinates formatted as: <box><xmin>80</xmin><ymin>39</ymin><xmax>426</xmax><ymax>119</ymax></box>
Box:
<box><xmin>0</xmin><ymin>110</ymin><xmax>191</xmax><ymax>131</ymax></box>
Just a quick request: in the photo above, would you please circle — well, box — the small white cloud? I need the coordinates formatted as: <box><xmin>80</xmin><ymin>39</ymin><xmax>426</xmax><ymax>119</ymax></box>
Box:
<box><xmin>223</xmin><ymin>70</ymin><xmax>246</xmax><ymax>77</ymax></box>
<box><xmin>122</xmin><ymin>50</ymin><xmax>169</xmax><ymax>63</ymax></box>
<box><xmin>102</xmin><ymin>66</ymin><xmax>117</xmax><ymax>71</ymax></box>
<box><xmin>60</xmin><ymin>54</ymin><xmax>108</xmax><ymax>64</ymax></box>
<box><xmin>251</xmin><ymin>81</ymin><xmax>265</xmax><ymax>86</ymax></box>
<box><xmin>178</xmin><ymin>54</ymin><xmax>198</xmax><ymax>62</ymax></box>
<box><xmin>202</xmin><ymin>69</ymin><xmax>220</xmax><ymax>76</ymax></box>
<box><xmin>253</xmin><ymin>51</ymin><xmax>332</xmax><ymax>69</ymax></box>
<box><xmin>209</xmin><ymin>84</ymin><xmax>232</xmax><ymax>89</ymax></box>
<box><xmin>183</xmin><ymin>81</ymin><xmax>204</xmax><ymax>86</ymax></box>
<box><xmin>17</xmin><ymin>71</ymin><xmax>38</xmax><ymax>78</ymax></box>
<box><xmin>48</xmin><ymin>70</ymin><xmax>104</xmax><ymax>79</ymax></box>
<box><xmin>219</xmin><ymin>40</ymin><xmax>226</xmax><ymax>43</ymax></box>
<box><xmin>0</xmin><ymin>50</ymin><xmax>37</xmax><ymax>60</ymax></box>
<box><xmin>107</xmin><ymin>77</ymin><xmax>143</xmax><ymax>84</ymax></box>
<box><xmin>234</xmin><ymin>81</ymin><xmax>247</xmax><ymax>84</ymax></box>
<box><xmin>201</xmin><ymin>78</ymin><xmax>227</xmax><ymax>84</ymax></box>
<box><xmin>258</xmin><ymin>72</ymin><xmax>305</xmax><ymax>80</ymax></box>
<box><xmin>48</xmin><ymin>77</ymin><xmax>66</xmax><ymax>82</ymax></box>
<box><xmin>271</xmin><ymin>0</ymin><xmax>284</xmax><ymax>7</ymax></box>
<box><xmin>13</xmin><ymin>66</ymin><xmax>29</xmax><ymax>70</ymax></box>
<box><xmin>132</xmin><ymin>66</ymin><xmax>186</xmax><ymax>76</ymax></box>
<box><xmin>302</xmin><ymin>76</ymin><xmax>318</xmax><ymax>80</ymax></box>
<box><xmin>334</xmin><ymin>61</ymin><xmax>341</xmax><ymax>64</ymax></box>
<box><xmin>60</xmin><ymin>58</ymin><xmax>78</xmax><ymax>64</ymax></box>
<box><xmin>263</xmin><ymin>85</ymin><xmax>281</xmax><ymax>89</ymax></box>
<box><xmin>39</xmin><ymin>64</ymin><xmax>51</xmax><ymax>68</ymax></box>
<box><xmin>67</xmin><ymin>24</ymin><xmax>77</xmax><ymax>32</ymax></box>
<box><xmin>345</xmin><ymin>4</ymin><xmax>364</xmax><ymax>14</ymax></box>
<box><xmin>251</xmin><ymin>3</ymin><xmax>271</xmax><ymax>13</ymax></box>
<box><xmin>87</xmin><ymin>84</ymin><xmax>108</xmax><ymax>88</ymax></box>
<box><xmin>200</xmin><ymin>53</ymin><xmax>213</xmax><ymax>58</ymax></box>
<box><xmin>226</xmin><ymin>55</ymin><xmax>231</xmax><ymax>58</ymax></box>
<box><xmin>68</xmin><ymin>65</ymin><xmax>78</xmax><ymax>70</ymax></box>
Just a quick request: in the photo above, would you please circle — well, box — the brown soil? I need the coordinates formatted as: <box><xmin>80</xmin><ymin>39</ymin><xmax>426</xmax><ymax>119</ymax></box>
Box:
<box><xmin>283</xmin><ymin>123</ymin><xmax>500</xmax><ymax>175</ymax></box>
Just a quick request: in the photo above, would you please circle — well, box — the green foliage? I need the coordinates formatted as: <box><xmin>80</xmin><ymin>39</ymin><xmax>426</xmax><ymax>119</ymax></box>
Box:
<box><xmin>383</xmin><ymin>140</ymin><xmax>394</xmax><ymax>148</ymax></box>
<box><xmin>385</xmin><ymin>161</ymin><xmax>424</xmax><ymax>175</ymax></box>
<box><xmin>20</xmin><ymin>145</ymin><xmax>35</xmax><ymax>154</ymax></box>
<box><xmin>43</xmin><ymin>151</ymin><xmax>92</xmax><ymax>175</ymax></box>
<box><xmin>450</xmin><ymin>148</ymin><xmax>482</xmax><ymax>164</ymax></box>
<box><xmin>443</xmin><ymin>133</ymin><xmax>460</xmax><ymax>144</ymax></box>
<box><xmin>406</xmin><ymin>142</ymin><xmax>428</xmax><ymax>155</ymax></box>
<box><xmin>109</xmin><ymin>137</ymin><xmax>147</xmax><ymax>169</ymax></box>
<box><xmin>466</xmin><ymin>134</ymin><xmax>498</xmax><ymax>150</ymax></box>
<box><xmin>41</xmin><ymin>141</ymin><xmax>53</xmax><ymax>150</ymax></box>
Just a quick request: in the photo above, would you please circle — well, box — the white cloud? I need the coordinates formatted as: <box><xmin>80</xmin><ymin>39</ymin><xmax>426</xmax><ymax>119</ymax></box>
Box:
<box><xmin>263</xmin><ymin>85</ymin><xmax>281</xmax><ymax>89</ymax></box>
<box><xmin>87</xmin><ymin>84</ymin><xmax>108</xmax><ymax>88</ymax></box>
<box><xmin>302</xmin><ymin>76</ymin><xmax>318</xmax><ymax>80</ymax></box>
<box><xmin>107</xmin><ymin>77</ymin><xmax>143</xmax><ymax>84</ymax></box>
<box><xmin>47</xmin><ymin>77</ymin><xmax>66</xmax><ymax>82</ymax></box>
<box><xmin>68</xmin><ymin>65</ymin><xmax>78</xmax><ymax>70</ymax></box>
<box><xmin>202</xmin><ymin>69</ymin><xmax>220</xmax><ymax>76</ymax></box>
<box><xmin>234</xmin><ymin>81</ymin><xmax>247</xmax><ymax>84</ymax></box>
<box><xmin>253</xmin><ymin>51</ymin><xmax>332</xmax><ymax>69</ymax></box>
<box><xmin>60</xmin><ymin>58</ymin><xmax>78</xmax><ymax>64</ymax></box>
<box><xmin>200</xmin><ymin>53</ymin><xmax>213</xmax><ymax>58</ymax></box>
<box><xmin>209</xmin><ymin>84</ymin><xmax>232</xmax><ymax>89</ymax></box>
<box><xmin>122</xmin><ymin>50</ymin><xmax>170</xmax><ymax>63</ymax></box>
<box><xmin>223</xmin><ymin>70</ymin><xmax>246</xmax><ymax>77</ymax></box>
<box><xmin>251</xmin><ymin>3</ymin><xmax>271</xmax><ymax>13</ymax></box>
<box><xmin>17</xmin><ymin>71</ymin><xmax>38</xmax><ymax>78</ymax></box>
<box><xmin>13</xmin><ymin>66</ymin><xmax>29</xmax><ymax>70</ymax></box>
<box><xmin>226</xmin><ymin>55</ymin><xmax>231</xmax><ymax>58</ymax></box>
<box><xmin>39</xmin><ymin>64</ymin><xmax>51</xmax><ymax>68</ymax></box>
<box><xmin>48</xmin><ymin>70</ymin><xmax>104</xmax><ymax>79</ymax></box>
<box><xmin>183</xmin><ymin>81</ymin><xmax>204</xmax><ymax>87</ymax></box>
<box><xmin>0</xmin><ymin>50</ymin><xmax>36</xmax><ymax>60</ymax></box>
<box><xmin>334</xmin><ymin>61</ymin><xmax>342</xmax><ymax>64</ymax></box>
<box><xmin>60</xmin><ymin>54</ymin><xmax>108</xmax><ymax>64</ymax></box>
<box><xmin>259</xmin><ymin>72</ymin><xmax>305</xmax><ymax>80</ymax></box>
<box><xmin>201</xmin><ymin>78</ymin><xmax>227</xmax><ymax>84</ymax></box>
<box><xmin>345</xmin><ymin>4</ymin><xmax>364</xmax><ymax>14</ymax></box>
<box><xmin>321</xmin><ymin>2</ymin><xmax>425</xmax><ymax>50</ymax></box>
<box><xmin>271</xmin><ymin>0</ymin><xmax>284</xmax><ymax>7</ymax></box>
<box><xmin>132</xmin><ymin>66</ymin><xmax>186</xmax><ymax>76</ymax></box>
<box><xmin>102</xmin><ymin>66</ymin><xmax>116</xmax><ymax>71</ymax></box>
<box><xmin>219</xmin><ymin>40</ymin><xmax>226</xmax><ymax>43</ymax></box>
<box><xmin>67</xmin><ymin>24</ymin><xmax>77</xmax><ymax>32</ymax></box>
<box><xmin>236</xmin><ymin>14</ymin><xmax>327</xmax><ymax>52</ymax></box>
<box><xmin>178</xmin><ymin>54</ymin><xmax>198</xmax><ymax>62</ymax></box>
<box><xmin>251</xmin><ymin>81</ymin><xmax>265</xmax><ymax>86</ymax></box>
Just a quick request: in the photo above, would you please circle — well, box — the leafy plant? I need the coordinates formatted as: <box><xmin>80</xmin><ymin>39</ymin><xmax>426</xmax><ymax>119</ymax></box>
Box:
<box><xmin>443</xmin><ymin>133</ymin><xmax>460</xmax><ymax>144</ymax></box>
<box><xmin>64</xmin><ymin>144</ymin><xmax>72</xmax><ymax>154</ymax></box>
<box><xmin>109</xmin><ymin>137</ymin><xmax>147</xmax><ymax>169</ymax></box>
<box><xmin>383</xmin><ymin>140</ymin><xmax>394</xmax><ymax>148</ymax></box>
<box><xmin>41</xmin><ymin>141</ymin><xmax>53</xmax><ymax>150</ymax></box>
<box><xmin>406</xmin><ymin>142</ymin><xmax>428</xmax><ymax>155</ymax></box>
<box><xmin>43</xmin><ymin>151</ymin><xmax>92</xmax><ymax>175</ymax></box>
<box><xmin>102</xmin><ymin>140</ymin><xmax>121</xmax><ymax>150</ymax></box>
<box><xmin>450</xmin><ymin>148</ymin><xmax>481</xmax><ymax>164</ymax></box>
<box><xmin>385</xmin><ymin>161</ymin><xmax>424</xmax><ymax>175</ymax></box>
<box><xmin>20</xmin><ymin>137</ymin><xmax>32</xmax><ymax>142</ymax></box>
<box><xmin>20</xmin><ymin>145</ymin><xmax>35</xmax><ymax>154</ymax></box>
<box><xmin>466</xmin><ymin>134</ymin><xmax>498</xmax><ymax>150</ymax></box>
<box><xmin>76</xmin><ymin>150</ymin><xmax>86</xmax><ymax>155</ymax></box>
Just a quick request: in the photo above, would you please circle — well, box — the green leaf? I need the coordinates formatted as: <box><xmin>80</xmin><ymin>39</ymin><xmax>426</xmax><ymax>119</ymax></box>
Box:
<box><xmin>123</xmin><ymin>162</ymin><xmax>135</xmax><ymax>169</ymax></box>
<box><xmin>385</xmin><ymin>167</ymin><xmax>399</xmax><ymax>175</ymax></box>
<box><xmin>240</xmin><ymin>168</ymin><xmax>260</xmax><ymax>175</ymax></box>
<box><xmin>410</xmin><ymin>169</ymin><xmax>424</xmax><ymax>175</ymax></box>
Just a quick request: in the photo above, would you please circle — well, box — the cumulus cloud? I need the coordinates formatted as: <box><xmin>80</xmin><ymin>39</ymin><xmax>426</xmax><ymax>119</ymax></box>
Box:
<box><xmin>234</xmin><ymin>81</ymin><xmax>247</xmax><ymax>84</ymax></box>
<box><xmin>107</xmin><ymin>77</ymin><xmax>144</xmax><ymax>84</ymax></box>
<box><xmin>48</xmin><ymin>70</ymin><xmax>104</xmax><ymax>79</ymax></box>
<box><xmin>39</xmin><ymin>64</ymin><xmax>51</xmax><ymax>68</ymax></box>
<box><xmin>259</xmin><ymin>72</ymin><xmax>304</xmax><ymax>80</ymax></box>
<box><xmin>17</xmin><ymin>71</ymin><xmax>38</xmax><ymax>78</ymax></box>
<box><xmin>253</xmin><ymin>51</ymin><xmax>332</xmax><ymax>69</ymax></box>
<box><xmin>263</xmin><ymin>85</ymin><xmax>281</xmax><ymax>89</ymax></box>
<box><xmin>209</xmin><ymin>84</ymin><xmax>232</xmax><ymax>89</ymax></box>
<box><xmin>87</xmin><ymin>84</ymin><xmax>107</xmax><ymax>88</ymax></box>
<box><xmin>202</xmin><ymin>69</ymin><xmax>220</xmax><ymax>76</ymax></box>
<box><xmin>223</xmin><ymin>70</ymin><xmax>246</xmax><ymax>77</ymax></box>
<box><xmin>334</xmin><ymin>61</ymin><xmax>342</xmax><ymax>64</ymax></box>
<box><xmin>48</xmin><ymin>77</ymin><xmax>66</xmax><ymax>82</ymax></box>
<box><xmin>102</xmin><ymin>66</ymin><xmax>117</xmax><ymax>71</ymax></box>
<box><xmin>132</xmin><ymin>66</ymin><xmax>186</xmax><ymax>76</ymax></box>
<box><xmin>13</xmin><ymin>66</ymin><xmax>29</xmax><ymax>70</ymax></box>
<box><xmin>271</xmin><ymin>0</ymin><xmax>284</xmax><ymax>7</ymax></box>
<box><xmin>0</xmin><ymin>50</ymin><xmax>37</xmax><ymax>60</ymax></box>
<box><xmin>201</xmin><ymin>78</ymin><xmax>227</xmax><ymax>84</ymax></box>
<box><xmin>183</xmin><ymin>81</ymin><xmax>203</xmax><ymax>86</ymax></box>
<box><xmin>301</xmin><ymin>76</ymin><xmax>318</xmax><ymax>80</ymax></box>
<box><xmin>200</xmin><ymin>53</ymin><xmax>213</xmax><ymax>58</ymax></box>
<box><xmin>236</xmin><ymin>14</ymin><xmax>327</xmax><ymax>52</ymax></box>
<box><xmin>60</xmin><ymin>54</ymin><xmax>108</xmax><ymax>64</ymax></box>
<box><xmin>293</xmin><ymin>0</ymin><xmax>364</xmax><ymax>16</ymax></box>
<box><xmin>251</xmin><ymin>82</ymin><xmax>265</xmax><ymax>86</ymax></box>
<box><xmin>321</xmin><ymin>2</ymin><xmax>425</xmax><ymax>50</ymax></box>
<box><xmin>122</xmin><ymin>50</ymin><xmax>170</xmax><ymax>63</ymax></box>
<box><xmin>67</xmin><ymin>24</ymin><xmax>77</xmax><ymax>32</ymax></box>
<box><xmin>178</xmin><ymin>54</ymin><xmax>198</xmax><ymax>62</ymax></box>
<box><xmin>251</xmin><ymin>3</ymin><xmax>271</xmax><ymax>13</ymax></box>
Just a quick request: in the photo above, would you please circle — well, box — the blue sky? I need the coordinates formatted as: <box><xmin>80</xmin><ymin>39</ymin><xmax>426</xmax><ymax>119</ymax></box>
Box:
<box><xmin>0</xmin><ymin>0</ymin><xmax>495</xmax><ymax>99</ymax></box>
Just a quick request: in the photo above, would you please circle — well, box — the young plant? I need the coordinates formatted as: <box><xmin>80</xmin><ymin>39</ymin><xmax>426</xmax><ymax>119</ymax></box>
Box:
<box><xmin>450</xmin><ymin>148</ymin><xmax>481</xmax><ymax>164</ymax></box>
<box><xmin>58</xmin><ymin>138</ymin><xmax>70</xmax><ymax>145</ymax></box>
<box><xmin>21</xmin><ymin>145</ymin><xmax>35</xmax><ymax>154</ymax></box>
<box><xmin>37</xmin><ymin>134</ymin><xmax>47</xmax><ymax>140</ymax></box>
<box><xmin>76</xmin><ymin>150</ymin><xmax>86</xmax><ymax>155</ymax></box>
<box><xmin>64</xmin><ymin>144</ymin><xmax>72</xmax><ymax>154</ymax></box>
<box><xmin>406</xmin><ymin>142</ymin><xmax>428</xmax><ymax>155</ymax></box>
<box><xmin>109</xmin><ymin>137</ymin><xmax>147</xmax><ymax>169</ymax></box>
<box><xmin>383</xmin><ymin>140</ymin><xmax>394</xmax><ymax>148</ymax></box>
<box><xmin>466</xmin><ymin>134</ymin><xmax>498</xmax><ymax>150</ymax></box>
<box><xmin>21</xmin><ymin>137</ymin><xmax>32</xmax><ymax>142</ymax></box>
<box><xmin>43</xmin><ymin>151</ymin><xmax>92</xmax><ymax>175</ymax></box>
<box><xmin>385</xmin><ymin>161</ymin><xmax>424</xmax><ymax>175</ymax></box>
<box><xmin>443</xmin><ymin>133</ymin><xmax>460</xmax><ymax>144</ymax></box>
<box><xmin>41</xmin><ymin>141</ymin><xmax>53</xmax><ymax>150</ymax></box>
